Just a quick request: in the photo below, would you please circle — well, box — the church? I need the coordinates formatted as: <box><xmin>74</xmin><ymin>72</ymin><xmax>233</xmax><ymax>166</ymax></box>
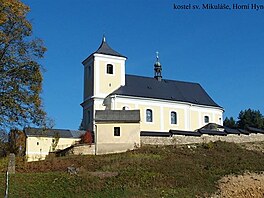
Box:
<box><xmin>24</xmin><ymin>37</ymin><xmax>264</xmax><ymax>160</ymax></box>
<box><xmin>81</xmin><ymin>36</ymin><xmax>224</xmax><ymax>136</ymax></box>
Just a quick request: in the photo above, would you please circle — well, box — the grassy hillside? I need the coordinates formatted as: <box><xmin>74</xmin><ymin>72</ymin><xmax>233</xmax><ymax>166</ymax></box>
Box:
<box><xmin>0</xmin><ymin>141</ymin><xmax>264</xmax><ymax>197</ymax></box>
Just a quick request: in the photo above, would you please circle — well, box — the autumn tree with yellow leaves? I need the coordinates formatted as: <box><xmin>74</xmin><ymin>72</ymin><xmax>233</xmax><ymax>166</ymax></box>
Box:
<box><xmin>0</xmin><ymin>0</ymin><xmax>47</xmax><ymax>130</ymax></box>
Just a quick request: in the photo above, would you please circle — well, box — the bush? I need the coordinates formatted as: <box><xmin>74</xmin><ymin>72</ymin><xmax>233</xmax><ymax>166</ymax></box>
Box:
<box><xmin>202</xmin><ymin>141</ymin><xmax>215</xmax><ymax>149</ymax></box>
<box><xmin>80</xmin><ymin>131</ymin><xmax>93</xmax><ymax>144</ymax></box>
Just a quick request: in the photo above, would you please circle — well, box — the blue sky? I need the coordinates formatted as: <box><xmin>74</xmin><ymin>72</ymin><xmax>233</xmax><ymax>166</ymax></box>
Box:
<box><xmin>22</xmin><ymin>0</ymin><xmax>264</xmax><ymax>129</ymax></box>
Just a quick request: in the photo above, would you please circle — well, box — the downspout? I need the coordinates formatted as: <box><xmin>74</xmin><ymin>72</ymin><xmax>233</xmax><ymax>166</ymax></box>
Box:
<box><xmin>25</xmin><ymin>135</ymin><xmax>28</xmax><ymax>160</ymax></box>
<box><xmin>94</xmin><ymin>124</ymin><xmax>97</xmax><ymax>155</ymax></box>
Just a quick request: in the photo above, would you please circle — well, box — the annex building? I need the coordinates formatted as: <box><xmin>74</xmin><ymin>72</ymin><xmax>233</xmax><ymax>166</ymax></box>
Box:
<box><xmin>80</xmin><ymin>37</ymin><xmax>224</xmax><ymax>153</ymax></box>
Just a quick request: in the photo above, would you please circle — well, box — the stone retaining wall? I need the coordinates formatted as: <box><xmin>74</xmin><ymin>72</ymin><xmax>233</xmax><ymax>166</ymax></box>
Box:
<box><xmin>59</xmin><ymin>144</ymin><xmax>95</xmax><ymax>156</ymax></box>
<box><xmin>141</xmin><ymin>133</ymin><xmax>264</xmax><ymax>145</ymax></box>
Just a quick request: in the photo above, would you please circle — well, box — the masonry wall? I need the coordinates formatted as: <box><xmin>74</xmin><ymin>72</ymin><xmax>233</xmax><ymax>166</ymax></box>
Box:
<box><xmin>96</xmin><ymin>122</ymin><xmax>140</xmax><ymax>154</ymax></box>
<box><xmin>61</xmin><ymin>144</ymin><xmax>96</xmax><ymax>156</ymax></box>
<box><xmin>26</xmin><ymin>136</ymin><xmax>80</xmax><ymax>162</ymax></box>
<box><xmin>141</xmin><ymin>133</ymin><xmax>264</xmax><ymax>145</ymax></box>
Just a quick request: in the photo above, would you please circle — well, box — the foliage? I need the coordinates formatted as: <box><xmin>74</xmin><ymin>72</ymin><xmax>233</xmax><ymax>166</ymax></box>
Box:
<box><xmin>78</xmin><ymin>119</ymin><xmax>85</xmax><ymax>130</ymax></box>
<box><xmin>51</xmin><ymin>132</ymin><xmax>60</xmax><ymax>151</ymax></box>
<box><xmin>1</xmin><ymin>141</ymin><xmax>263</xmax><ymax>197</ymax></box>
<box><xmin>237</xmin><ymin>108</ymin><xmax>264</xmax><ymax>129</ymax></box>
<box><xmin>0</xmin><ymin>0</ymin><xmax>47</xmax><ymax>130</ymax></box>
<box><xmin>0</xmin><ymin>130</ymin><xmax>8</xmax><ymax>157</ymax></box>
<box><xmin>224</xmin><ymin>109</ymin><xmax>264</xmax><ymax>129</ymax></box>
<box><xmin>6</xmin><ymin>129</ymin><xmax>25</xmax><ymax>156</ymax></box>
<box><xmin>80</xmin><ymin>130</ymin><xmax>93</xmax><ymax>144</ymax></box>
<box><xmin>223</xmin><ymin>116</ymin><xmax>237</xmax><ymax>128</ymax></box>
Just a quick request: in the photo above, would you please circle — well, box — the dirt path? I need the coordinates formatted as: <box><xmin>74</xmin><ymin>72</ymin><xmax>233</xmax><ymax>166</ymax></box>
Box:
<box><xmin>211</xmin><ymin>172</ymin><xmax>264</xmax><ymax>198</ymax></box>
<box><xmin>211</xmin><ymin>142</ymin><xmax>264</xmax><ymax>198</ymax></box>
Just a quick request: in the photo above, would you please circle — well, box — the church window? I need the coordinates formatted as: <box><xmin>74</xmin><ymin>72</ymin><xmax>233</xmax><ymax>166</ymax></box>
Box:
<box><xmin>171</xmin><ymin>111</ymin><xmax>177</xmax><ymax>124</ymax></box>
<box><xmin>204</xmin><ymin>116</ymin><xmax>209</xmax><ymax>123</ymax></box>
<box><xmin>114</xmin><ymin>127</ymin><xmax>120</xmax><ymax>136</ymax></box>
<box><xmin>146</xmin><ymin>109</ymin><xmax>153</xmax><ymax>122</ymax></box>
<box><xmin>106</xmin><ymin>64</ymin><xmax>113</xmax><ymax>74</ymax></box>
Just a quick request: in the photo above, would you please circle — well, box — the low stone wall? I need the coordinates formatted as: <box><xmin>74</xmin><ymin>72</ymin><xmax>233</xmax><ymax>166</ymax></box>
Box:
<box><xmin>58</xmin><ymin>144</ymin><xmax>95</xmax><ymax>156</ymax></box>
<box><xmin>71</xmin><ymin>144</ymin><xmax>95</xmax><ymax>155</ymax></box>
<box><xmin>141</xmin><ymin>133</ymin><xmax>264</xmax><ymax>145</ymax></box>
<box><xmin>96</xmin><ymin>142</ymin><xmax>138</xmax><ymax>155</ymax></box>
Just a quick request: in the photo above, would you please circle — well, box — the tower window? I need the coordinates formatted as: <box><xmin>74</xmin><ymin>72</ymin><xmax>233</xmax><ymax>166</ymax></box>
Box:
<box><xmin>106</xmin><ymin>64</ymin><xmax>113</xmax><ymax>74</ymax></box>
<box><xmin>204</xmin><ymin>116</ymin><xmax>209</xmax><ymax>123</ymax></box>
<box><xmin>171</xmin><ymin>111</ymin><xmax>177</xmax><ymax>124</ymax></box>
<box><xmin>146</xmin><ymin>109</ymin><xmax>153</xmax><ymax>122</ymax></box>
<box><xmin>114</xmin><ymin>127</ymin><xmax>120</xmax><ymax>136</ymax></box>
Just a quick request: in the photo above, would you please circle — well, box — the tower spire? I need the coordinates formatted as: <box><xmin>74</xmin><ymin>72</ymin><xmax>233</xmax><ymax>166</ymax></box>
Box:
<box><xmin>154</xmin><ymin>51</ymin><xmax>162</xmax><ymax>81</ymax></box>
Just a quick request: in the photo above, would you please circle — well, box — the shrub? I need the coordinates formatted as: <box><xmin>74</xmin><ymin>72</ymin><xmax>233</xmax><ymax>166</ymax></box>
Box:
<box><xmin>202</xmin><ymin>141</ymin><xmax>215</xmax><ymax>149</ymax></box>
<box><xmin>80</xmin><ymin>131</ymin><xmax>93</xmax><ymax>144</ymax></box>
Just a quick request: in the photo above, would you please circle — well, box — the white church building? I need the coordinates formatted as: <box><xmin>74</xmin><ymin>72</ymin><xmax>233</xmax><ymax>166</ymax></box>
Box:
<box><xmin>80</xmin><ymin>37</ymin><xmax>224</xmax><ymax>153</ymax></box>
<box><xmin>24</xmin><ymin>37</ymin><xmax>264</xmax><ymax>160</ymax></box>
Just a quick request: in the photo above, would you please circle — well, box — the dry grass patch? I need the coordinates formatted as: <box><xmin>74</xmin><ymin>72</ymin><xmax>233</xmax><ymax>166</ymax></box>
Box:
<box><xmin>212</xmin><ymin>172</ymin><xmax>264</xmax><ymax>198</ymax></box>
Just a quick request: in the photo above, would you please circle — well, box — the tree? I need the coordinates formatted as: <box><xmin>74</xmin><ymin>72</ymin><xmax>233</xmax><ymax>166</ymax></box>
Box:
<box><xmin>0</xmin><ymin>0</ymin><xmax>47</xmax><ymax>130</ymax></box>
<box><xmin>0</xmin><ymin>130</ymin><xmax>8</xmax><ymax>157</ymax></box>
<box><xmin>237</xmin><ymin>109</ymin><xmax>264</xmax><ymax>129</ymax></box>
<box><xmin>223</xmin><ymin>117</ymin><xmax>236</xmax><ymax>128</ymax></box>
<box><xmin>80</xmin><ymin>131</ymin><xmax>93</xmax><ymax>145</ymax></box>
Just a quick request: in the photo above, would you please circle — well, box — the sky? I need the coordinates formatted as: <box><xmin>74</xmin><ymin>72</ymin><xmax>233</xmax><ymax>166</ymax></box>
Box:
<box><xmin>22</xmin><ymin>0</ymin><xmax>264</xmax><ymax>130</ymax></box>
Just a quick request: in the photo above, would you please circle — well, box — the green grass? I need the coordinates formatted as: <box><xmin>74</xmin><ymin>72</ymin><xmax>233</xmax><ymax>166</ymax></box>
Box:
<box><xmin>0</xmin><ymin>141</ymin><xmax>264</xmax><ymax>197</ymax></box>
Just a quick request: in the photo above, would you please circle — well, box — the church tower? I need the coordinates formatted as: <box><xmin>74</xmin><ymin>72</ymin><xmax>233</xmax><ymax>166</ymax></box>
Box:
<box><xmin>81</xmin><ymin>36</ymin><xmax>127</xmax><ymax>130</ymax></box>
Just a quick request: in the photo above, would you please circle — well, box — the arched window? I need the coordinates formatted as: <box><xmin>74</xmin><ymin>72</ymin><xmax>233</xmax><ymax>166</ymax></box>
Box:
<box><xmin>146</xmin><ymin>109</ymin><xmax>153</xmax><ymax>122</ymax></box>
<box><xmin>106</xmin><ymin>64</ymin><xmax>113</xmax><ymax>74</ymax></box>
<box><xmin>171</xmin><ymin>111</ymin><xmax>177</xmax><ymax>124</ymax></box>
<box><xmin>204</xmin><ymin>116</ymin><xmax>209</xmax><ymax>123</ymax></box>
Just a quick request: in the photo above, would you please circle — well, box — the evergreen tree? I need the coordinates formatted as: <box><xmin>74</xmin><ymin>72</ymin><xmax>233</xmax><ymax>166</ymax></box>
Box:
<box><xmin>223</xmin><ymin>117</ymin><xmax>236</xmax><ymax>128</ymax></box>
<box><xmin>237</xmin><ymin>109</ymin><xmax>264</xmax><ymax>129</ymax></box>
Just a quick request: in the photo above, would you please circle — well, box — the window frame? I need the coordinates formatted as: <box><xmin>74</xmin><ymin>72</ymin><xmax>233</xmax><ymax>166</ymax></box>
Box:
<box><xmin>146</xmin><ymin>109</ymin><xmax>153</xmax><ymax>123</ymax></box>
<box><xmin>170</xmin><ymin>111</ymin><xmax>177</xmax><ymax>125</ymax></box>
<box><xmin>106</xmin><ymin>64</ymin><xmax>114</xmax><ymax>74</ymax></box>
<box><xmin>204</xmin><ymin>115</ymin><xmax>210</xmax><ymax>124</ymax></box>
<box><xmin>114</xmin><ymin>127</ymin><xmax>120</xmax><ymax>136</ymax></box>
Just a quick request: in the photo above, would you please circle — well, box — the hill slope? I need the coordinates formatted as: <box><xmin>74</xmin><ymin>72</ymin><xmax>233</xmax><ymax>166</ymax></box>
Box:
<box><xmin>0</xmin><ymin>141</ymin><xmax>264</xmax><ymax>197</ymax></box>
